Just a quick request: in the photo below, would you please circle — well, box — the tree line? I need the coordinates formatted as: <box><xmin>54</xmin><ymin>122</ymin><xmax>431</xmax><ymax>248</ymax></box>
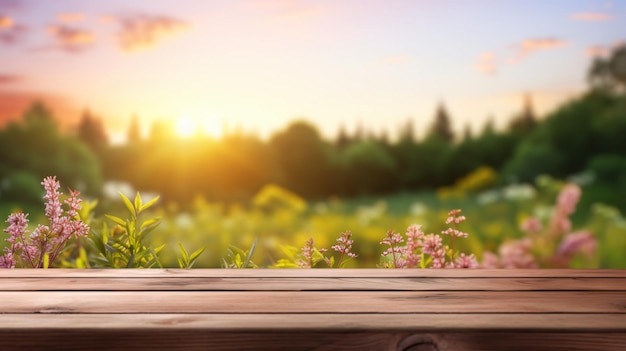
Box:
<box><xmin>1</xmin><ymin>45</ymin><xmax>625</xmax><ymax>208</ymax></box>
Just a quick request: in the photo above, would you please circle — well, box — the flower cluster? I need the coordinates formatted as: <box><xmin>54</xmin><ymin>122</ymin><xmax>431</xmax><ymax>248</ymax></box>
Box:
<box><xmin>380</xmin><ymin>209</ymin><xmax>477</xmax><ymax>269</ymax></box>
<box><xmin>297</xmin><ymin>231</ymin><xmax>357</xmax><ymax>268</ymax></box>
<box><xmin>482</xmin><ymin>183</ymin><xmax>596</xmax><ymax>268</ymax></box>
<box><xmin>1</xmin><ymin>176</ymin><xmax>90</xmax><ymax>268</ymax></box>
<box><xmin>380</xmin><ymin>230</ymin><xmax>405</xmax><ymax>268</ymax></box>
<box><xmin>297</xmin><ymin>237</ymin><xmax>328</xmax><ymax>268</ymax></box>
<box><xmin>441</xmin><ymin>209</ymin><xmax>468</xmax><ymax>238</ymax></box>
<box><xmin>329</xmin><ymin>231</ymin><xmax>357</xmax><ymax>267</ymax></box>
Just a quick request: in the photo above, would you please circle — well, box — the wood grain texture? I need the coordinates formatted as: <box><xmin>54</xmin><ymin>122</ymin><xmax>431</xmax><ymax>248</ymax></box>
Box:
<box><xmin>1</xmin><ymin>277</ymin><xmax>624</xmax><ymax>291</ymax></box>
<box><xmin>1</xmin><ymin>291</ymin><xmax>625</xmax><ymax>313</ymax></box>
<box><xmin>0</xmin><ymin>269</ymin><xmax>624</xmax><ymax>350</ymax></box>
<box><xmin>1</xmin><ymin>268</ymin><xmax>625</xmax><ymax>278</ymax></box>
<box><xmin>0</xmin><ymin>314</ymin><xmax>625</xmax><ymax>331</ymax></box>
<box><xmin>0</xmin><ymin>332</ymin><xmax>624</xmax><ymax>351</ymax></box>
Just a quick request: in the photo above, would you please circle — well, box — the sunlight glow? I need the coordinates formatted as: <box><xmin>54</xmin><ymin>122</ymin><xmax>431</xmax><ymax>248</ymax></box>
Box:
<box><xmin>175</xmin><ymin>117</ymin><xmax>196</xmax><ymax>138</ymax></box>
<box><xmin>201</xmin><ymin>118</ymin><xmax>223</xmax><ymax>139</ymax></box>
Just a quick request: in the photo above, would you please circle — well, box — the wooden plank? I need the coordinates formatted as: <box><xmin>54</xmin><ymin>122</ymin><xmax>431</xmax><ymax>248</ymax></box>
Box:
<box><xmin>0</xmin><ymin>276</ymin><xmax>618</xmax><ymax>291</ymax></box>
<box><xmin>1</xmin><ymin>268</ymin><xmax>625</xmax><ymax>278</ymax></box>
<box><xmin>0</xmin><ymin>331</ymin><xmax>409</xmax><ymax>351</ymax></box>
<box><xmin>1</xmin><ymin>277</ymin><xmax>624</xmax><ymax>291</ymax></box>
<box><xmin>1</xmin><ymin>331</ymin><xmax>623</xmax><ymax>351</ymax></box>
<box><xmin>1</xmin><ymin>291</ymin><xmax>624</xmax><ymax>313</ymax></box>
<box><xmin>0</xmin><ymin>313</ymin><xmax>625</xmax><ymax>331</ymax></box>
<box><xmin>432</xmin><ymin>333</ymin><xmax>626</xmax><ymax>351</ymax></box>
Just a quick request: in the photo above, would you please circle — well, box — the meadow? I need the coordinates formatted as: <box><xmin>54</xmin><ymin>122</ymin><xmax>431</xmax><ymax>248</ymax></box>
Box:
<box><xmin>41</xmin><ymin>174</ymin><xmax>620</xmax><ymax>270</ymax></box>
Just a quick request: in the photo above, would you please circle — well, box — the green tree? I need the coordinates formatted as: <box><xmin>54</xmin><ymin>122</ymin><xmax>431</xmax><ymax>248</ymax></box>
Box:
<box><xmin>0</xmin><ymin>102</ymin><xmax>102</xmax><ymax>198</ymax></box>
<box><xmin>427</xmin><ymin>102</ymin><xmax>455</xmax><ymax>143</ymax></box>
<box><xmin>341</xmin><ymin>141</ymin><xmax>396</xmax><ymax>195</ymax></box>
<box><xmin>77</xmin><ymin>109</ymin><xmax>108</xmax><ymax>153</ymax></box>
<box><xmin>508</xmin><ymin>93</ymin><xmax>537</xmax><ymax>136</ymax></box>
<box><xmin>269</xmin><ymin>121</ymin><xmax>332</xmax><ymax>198</ymax></box>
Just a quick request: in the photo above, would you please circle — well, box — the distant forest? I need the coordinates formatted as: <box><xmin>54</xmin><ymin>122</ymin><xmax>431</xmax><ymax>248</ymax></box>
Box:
<box><xmin>1</xmin><ymin>46</ymin><xmax>625</xmax><ymax>208</ymax></box>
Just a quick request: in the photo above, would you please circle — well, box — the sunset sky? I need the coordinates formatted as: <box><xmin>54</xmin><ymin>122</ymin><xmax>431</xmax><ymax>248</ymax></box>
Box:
<box><xmin>0</xmin><ymin>0</ymin><xmax>623</xmax><ymax>142</ymax></box>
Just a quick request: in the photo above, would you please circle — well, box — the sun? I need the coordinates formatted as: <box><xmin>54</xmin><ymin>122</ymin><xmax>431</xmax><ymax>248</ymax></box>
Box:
<box><xmin>175</xmin><ymin>117</ymin><xmax>196</xmax><ymax>138</ymax></box>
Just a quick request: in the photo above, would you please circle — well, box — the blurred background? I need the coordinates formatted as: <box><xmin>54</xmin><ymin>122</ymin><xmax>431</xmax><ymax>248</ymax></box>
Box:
<box><xmin>1</xmin><ymin>0</ymin><xmax>625</xmax><ymax>267</ymax></box>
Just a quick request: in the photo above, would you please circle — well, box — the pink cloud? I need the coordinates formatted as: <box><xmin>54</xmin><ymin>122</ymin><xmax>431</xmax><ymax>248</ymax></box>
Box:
<box><xmin>509</xmin><ymin>38</ymin><xmax>568</xmax><ymax>64</ymax></box>
<box><xmin>0</xmin><ymin>15</ymin><xmax>26</xmax><ymax>45</ymax></box>
<box><xmin>586</xmin><ymin>45</ymin><xmax>609</xmax><ymax>57</ymax></box>
<box><xmin>0</xmin><ymin>15</ymin><xmax>13</xmax><ymax>28</ymax></box>
<box><xmin>0</xmin><ymin>74</ymin><xmax>20</xmax><ymax>84</ymax></box>
<box><xmin>57</xmin><ymin>13</ymin><xmax>85</xmax><ymax>23</ymax></box>
<box><xmin>520</xmin><ymin>38</ymin><xmax>567</xmax><ymax>51</ymax></box>
<box><xmin>114</xmin><ymin>14</ymin><xmax>189</xmax><ymax>52</ymax></box>
<box><xmin>47</xmin><ymin>25</ymin><xmax>95</xmax><ymax>52</ymax></box>
<box><xmin>571</xmin><ymin>12</ymin><xmax>613</xmax><ymax>22</ymax></box>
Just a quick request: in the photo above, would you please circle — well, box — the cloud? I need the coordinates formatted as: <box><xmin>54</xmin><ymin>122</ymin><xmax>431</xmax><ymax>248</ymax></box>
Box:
<box><xmin>509</xmin><ymin>38</ymin><xmax>568</xmax><ymax>64</ymax></box>
<box><xmin>476</xmin><ymin>52</ymin><xmax>497</xmax><ymax>76</ymax></box>
<box><xmin>585</xmin><ymin>41</ymin><xmax>626</xmax><ymax>57</ymax></box>
<box><xmin>571</xmin><ymin>12</ymin><xmax>613</xmax><ymax>22</ymax></box>
<box><xmin>113</xmin><ymin>14</ymin><xmax>189</xmax><ymax>52</ymax></box>
<box><xmin>0</xmin><ymin>14</ymin><xmax>12</xmax><ymax>28</ymax></box>
<box><xmin>0</xmin><ymin>74</ymin><xmax>20</xmax><ymax>84</ymax></box>
<box><xmin>57</xmin><ymin>13</ymin><xmax>85</xmax><ymax>23</ymax></box>
<box><xmin>586</xmin><ymin>45</ymin><xmax>609</xmax><ymax>57</ymax></box>
<box><xmin>47</xmin><ymin>25</ymin><xmax>94</xmax><ymax>52</ymax></box>
<box><xmin>0</xmin><ymin>15</ymin><xmax>26</xmax><ymax>45</ymax></box>
<box><xmin>477</xmin><ymin>38</ymin><xmax>567</xmax><ymax>76</ymax></box>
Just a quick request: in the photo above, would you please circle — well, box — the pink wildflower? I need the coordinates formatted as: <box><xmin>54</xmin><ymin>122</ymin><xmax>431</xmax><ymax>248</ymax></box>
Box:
<box><xmin>441</xmin><ymin>227</ymin><xmax>469</xmax><ymax>238</ymax></box>
<box><xmin>331</xmin><ymin>231</ymin><xmax>357</xmax><ymax>267</ymax></box>
<box><xmin>549</xmin><ymin>183</ymin><xmax>581</xmax><ymax>236</ymax></box>
<box><xmin>1</xmin><ymin>211</ymin><xmax>30</xmax><ymax>268</ymax></box>
<box><xmin>480</xmin><ymin>251</ymin><xmax>501</xmax><ymax>268</ymax></box>
<box><xmin>380</xmin><ymin>230</ymin><xmax>405</xmax><ymax>268</ymax></box>
<box><xmin>404</xmin><ymin>224</ymin><xmax>424</xmax><ymax>268</ymax></box>
<box><xmin>499</xmin><ymin>238</ymin><xmax>537</xmax><ymax>268</ymax></box>
<box><xmin>554</xmin><ymin>230</ymin><xmax>596</xmax><ymax>266</ymax></box>
<box><xmin>431</xmin><ymin>247</ymin><xmax>447</xmax><ymax>268</ymax></box>
<box><xmin>1</xmin><ymin>176</ymin><xmax>90</xmax><ymax>268</ymax></box>
<box><xmin>557</xmin><ymin>183</ymin><xmax>581</xmax><ymax>216</ymax></box>
<box><xmin>422</xmin><ymin>234</ymin><xmax>442</xmax><ymax>255</ymax></box>
<box><xmin>454</xmin><ymin>253</ymin><xmax>478</xmax><ymax>268</ymax></box>
<box><xmin>521</xmin><ymin>217</ymin><xmax>542</xmax><ymax>234</ymax></box>
<box><xmin>299</xmin><ymin>237</ymin><xmax>315</xmax><ymax>268</ymax></box>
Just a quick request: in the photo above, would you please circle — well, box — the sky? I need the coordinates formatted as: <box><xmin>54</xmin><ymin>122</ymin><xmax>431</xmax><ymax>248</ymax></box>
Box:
<box><xmin>0</xmin><ymin>0</ymin><xmax>624</xmax><ymax>142</ymax></box>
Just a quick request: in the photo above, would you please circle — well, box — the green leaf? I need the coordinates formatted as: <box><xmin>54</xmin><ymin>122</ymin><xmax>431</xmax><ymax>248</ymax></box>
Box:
<box><xmin>189</xmin><ymin>246</ymin><xmax>206</xmax><ymax>262</ymax></box>
<box><xmin>134</xmin><ymin>192</ymin><xmax>143</xmax><ymax>213</ymax></box>
<box><xmin>139</xmin><ymin>195</ymin><xmax>160</xmax><ymax>213</ymax></box>
<box><xmin>243</xmin><ymin>237</ymin><xmax>258</xmax><ymax>269</ymax></box>
<box><xmin>126</xmin><ymin>254</ymin><xmax>136</xmax><ymax>268</ymax></box>
<box><xmin>140</xmin><ymin>217</ymin><xmax>161</xmax><ymax>231</ymax></box>
<box><xmin>153</xmin><ymin>244</ymin><xmax>166</xmax><ymax>254</ymax></box>
<box><xmin>105</xmin><ymin>215</ymin><xmax>126</xmax><ymax>227</ymax></box>
<box><xmin>119</xmin><ymin>192</ymin><xmax>135</xmax><ymax>217</ymax></box>
<box><xmin>178</xmin><ymin>242</ymin><xmax>189</xmax><ymax>263</ymax></box>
